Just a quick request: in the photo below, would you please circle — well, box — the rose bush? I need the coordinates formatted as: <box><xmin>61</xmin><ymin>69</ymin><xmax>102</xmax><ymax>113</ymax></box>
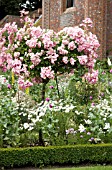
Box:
<box><xmin>0</xmin><ymin>10</ymin><xmax>100</xmax><ymax>97</ymax></box>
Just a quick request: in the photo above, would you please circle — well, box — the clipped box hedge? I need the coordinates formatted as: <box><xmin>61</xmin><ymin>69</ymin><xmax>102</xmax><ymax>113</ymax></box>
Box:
<box><xmin>0</xmin><ymin>144</ymin><xmax>112</xmax><ymax>168</ymax></box>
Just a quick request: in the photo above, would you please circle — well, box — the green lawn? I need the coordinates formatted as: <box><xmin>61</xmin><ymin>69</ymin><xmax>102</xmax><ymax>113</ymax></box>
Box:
<box><xmin>46</xmin><ymin>166</ymin><xmax>112</xmax><ymax>170</ymax></box>
<box><xmin>7</xmin><ymin>166</ymin><xmax>112</xmax><ymax>170</ymax></box>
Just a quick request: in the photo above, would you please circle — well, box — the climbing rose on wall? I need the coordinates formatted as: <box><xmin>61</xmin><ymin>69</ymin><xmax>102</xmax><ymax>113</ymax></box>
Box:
<box><xmin>0</xmin><ymin>10</ymin><xmax>100</xmax><ymax>90</ymax></box>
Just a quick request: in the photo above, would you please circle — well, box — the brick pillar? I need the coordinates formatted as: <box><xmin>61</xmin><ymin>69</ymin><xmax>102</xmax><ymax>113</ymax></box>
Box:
<box><xmin>85</xmin><ymin>0</ymin><xmax>107</xmax><ymax>58</ymax></box>
<box><xmin>49</xmin><ymin>0</ymin><xmax>61</xmax><ymax>32</ymax></box>
<box><xmin>42</xmin><ymin>0</ymin><xmax>61</xmax><ymax>32</ymax></box>
<box><xmin>42</xmin><ymin>0</ymin><xmax>50</xmax><ymax>29</ymax></box>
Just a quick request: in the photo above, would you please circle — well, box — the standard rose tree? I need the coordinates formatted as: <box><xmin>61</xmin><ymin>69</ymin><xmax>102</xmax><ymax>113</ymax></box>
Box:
<box><xmin>0</xmin><ymin>10</ymin><xmax>100</xmax><ymax>101</ymax></box>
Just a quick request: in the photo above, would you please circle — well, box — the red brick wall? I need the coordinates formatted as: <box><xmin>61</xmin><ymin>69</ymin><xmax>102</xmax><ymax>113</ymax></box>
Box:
<box><xmin>42</xmin><ymin>0</ymin><xmax>109</xmax><ymax>58</ymax></box>
<box><xmin>85</xmin><ymin>0</ymin><xmax>107</xmax><ymax>58</ymax></box>
<box><xmin>107</xmin><ymin>0</ymin><xmax>112</xmax><ymax>56</ymax></box>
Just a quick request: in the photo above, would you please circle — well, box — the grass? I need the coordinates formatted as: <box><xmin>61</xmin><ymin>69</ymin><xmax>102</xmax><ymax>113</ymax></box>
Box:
<box><xmin>6</xmin><ymin>165</ymin><xmax>112</xmax><ymax>170</ymax></box>
<box><xmin>45</xmin><ymin>166</ymin><xmax>112</xmax><ymax>170</ymax></box>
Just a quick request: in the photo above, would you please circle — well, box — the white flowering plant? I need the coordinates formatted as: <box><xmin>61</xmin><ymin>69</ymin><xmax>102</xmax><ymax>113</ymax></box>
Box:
<box><xmin>65</xmin><ymin>95</ymin><xmax>112</xmax><ymax>145</ymax></box>
<box><xmin>0</xmin><ymin>73</ymin><xmax>112</xmax><ymax>147</ymax></box>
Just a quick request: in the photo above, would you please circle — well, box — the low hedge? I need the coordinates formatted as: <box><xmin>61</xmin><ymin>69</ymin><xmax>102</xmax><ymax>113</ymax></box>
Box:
<box><xmin>0</xmin><ymin>144</ymin><xmax>112</xmax><ymax>168</ymax></box>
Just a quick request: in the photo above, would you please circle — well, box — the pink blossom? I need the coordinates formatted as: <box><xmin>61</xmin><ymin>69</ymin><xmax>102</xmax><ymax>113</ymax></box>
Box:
<box><xmin>46</xmin><ymin>98</ymin><xmax>50</xmax><ymax>102</ymax></box>
<box><xmin>30</xmin><ymin>26</ymin><xmax>42</xmax><ymax>38</ymax></box>
<box><xmin>102</xmin><ymin>71</ymin><xmax>106</xmax><ymax>75</ymax></box>
<box><xmin>24</xmin><ymin>16</ymin><xmax>34</xmax><ymax>26</ymax></box>
<box><xmin>70</xmin><ymin>58</ymin><xmax>76</xmax><ymax>65</ymax></box>
<box><xmin>62</xmin><ymin>40</ymin><xmax>69</xmax><ymax>45</ymax></box>
<box><xmin>18</xmin><ymin>76</ymin><xmax>33</xmax><ymax>89</ymax></box>
<box><xmin>91</xmin><ymin>103</ymin><xmax>95</xmax><ymax>107</ymax></box>
<box><xmin>30</xmin><ymin>65</ymin><xmax>35</xmax><ymax>69</ymax></box>
<box><xmin>15</xmin><ymin>28</ymin><xmax>26</xmax><ymax>41</ymax></box>
<box><xmin>12</xmin><ymin>59</ymin><xmax>22</xmax><ymax>75</ymax></box>
<box><xmin>30</xmin><ymin>53</ymin><xmax>41</xmax><ymax>66</ymax></box>
<box><xmin>84</xmin><ymin>70</ymin><xmax>98</xmax><ymax>84</ymax></box>
<box><xmin>7</xmin><ymin>84</ymin><xmax>11</xmax><ymax>89</ymax></box>
<box><xmin>47</xmin><ymin>48</ymin><xmax>56</xmax><ymax>55</ymax></box>
<box><xmin>68</xmin><ymin>41</ymin><xmax>76</xmax><ymax>50</ymax></box>
<box><xmin>14</xmin><ymin>52</ymin><xmax>20</xmax><ymax>58</ymax></box>
<box><xmin>40</xmin><ymin>66</ymin><xmax>54</xmax><ymax>79</ymax></box>
<box><xmin>110</xmin><ymin>69</ymin><xmax>112</xmax><ymax>73</ymax></box>
<box><xmin>86</xmin><ymin>58</ymin><xmax>96</xmax><ymax>69</ymax></box>
<box><xmin>16</xmin><ymin>32</ymin><xmax>23</xmax><ymax>41</ymax></box>
<box><xmin>3</xmin><ymin>78</ymin><xmax>7</xmax><ymax>83</ymax></box>
<box><xmin>77</xmin><ymin>55</ymin><xmax>88</xmax><ymax>65</ymax></box>
<box><xmin>25</xmin><ymin>80</ymin><xmax>33</xmax><ymax>88</ymax></box>
<box><xmin>57</xmin><ymin>46</ymin><xmax>68</xmax><ymax>55</ymax></box>
<box><xmin>62</xmin><ymin>56</ymin><xmax>68</xmax><ymax>64</ymax></box>
<box><xmin>26</xmin><ymin>38</ymin><xmax>37</xmax><ymax>48</ymax></box>
<box><xmin>46</xmin><ymin>53</ymin><xmax>59</xmax><ymax>64</ymax></box>
<box><xmin>50</xmin><ymin>85</ymin><xmax>54</xmax><ymax>89</ymax></box>
<box><xmin>18</xmin><ymin>76</ymin><xmax>25</xmax><ymax>89</ymax></box>
<box><xmin>43</xmin><ymin>38</ymin><xmax>54</xmax><ymax>49</ymax></box>
<box><xmin>89</xmin><ymin>96</ymin><xmax>93</xmax><ymax>100</ymax></box>
<box><xmin>49</xmin><ymin>104</ymin><xmax>52</xmax><ymax>108</ymax></box>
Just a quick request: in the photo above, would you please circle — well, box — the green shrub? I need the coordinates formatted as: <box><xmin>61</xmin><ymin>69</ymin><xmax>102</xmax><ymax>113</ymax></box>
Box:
<box><xmin>0</xmin><ymin>144</ymin><xmax>112</xmax><ymax>168</ymax></box>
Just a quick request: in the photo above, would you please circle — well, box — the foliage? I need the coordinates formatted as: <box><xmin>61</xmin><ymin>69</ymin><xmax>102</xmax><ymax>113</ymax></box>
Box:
<box><xmin>20</xmin><ymin>0</ymin><xmax>42</xmax><ymax>11</ymax></box>
<box><xmin>0</xmin><ymin>75</ymin><xmax>20</xmax><ymax>147</ymax></box>
<box><xmin>0</xmin><ymin>144</ymin><xmax>112</xmax><ymax>168</ymax></box>
<box><xmin>0</xmin><ymin>0</ymin><xmax>23</xmax><ymax>17</ymax></box>
<box><xmin>0</xmin><ymin>0</ymin><xmax>42</xmax><ymax>20</ymax></box>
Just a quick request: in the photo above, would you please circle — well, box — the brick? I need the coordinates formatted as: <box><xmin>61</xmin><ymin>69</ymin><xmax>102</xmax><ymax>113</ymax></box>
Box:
<box><xmin>42</xmin><ymin>0</ymin><xmax>112</xmax><ymax>58</ymax></box>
